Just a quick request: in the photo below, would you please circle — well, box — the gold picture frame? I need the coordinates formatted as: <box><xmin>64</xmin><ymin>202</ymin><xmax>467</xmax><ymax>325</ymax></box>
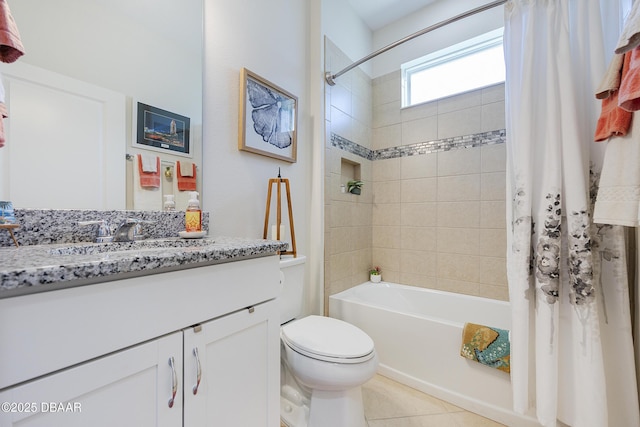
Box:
<box><xmin>239</xmin><ymin>68</ymin><xmax>297</xmax><ymax>163</ymax></box>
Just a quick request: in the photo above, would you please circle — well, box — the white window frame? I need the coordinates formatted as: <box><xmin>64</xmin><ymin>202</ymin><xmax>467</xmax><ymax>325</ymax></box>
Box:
<box><xmin>402</xmin><ymin>28</ymin><xmax>504</xmax><ymax>107</ymax></box>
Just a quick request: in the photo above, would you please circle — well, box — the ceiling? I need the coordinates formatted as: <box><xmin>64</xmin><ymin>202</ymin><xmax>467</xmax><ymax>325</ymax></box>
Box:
<box><xmin>347</xmin><ymin>0</ymin><xmax>440</xmax><ymax>31</ymax></box>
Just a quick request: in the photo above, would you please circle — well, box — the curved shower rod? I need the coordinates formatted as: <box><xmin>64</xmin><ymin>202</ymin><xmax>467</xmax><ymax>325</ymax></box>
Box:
<box><xmin>324</xmin><ymin>0</ymin><xmax>508</xmax><ymax>86</ymax></box>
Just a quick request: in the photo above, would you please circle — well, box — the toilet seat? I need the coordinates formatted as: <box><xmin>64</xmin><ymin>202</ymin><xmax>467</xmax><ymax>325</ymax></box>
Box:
<box><xmin>281</xmin><ymin>315</ymin><xmax>375</xmax><ymax>364</ymax></box>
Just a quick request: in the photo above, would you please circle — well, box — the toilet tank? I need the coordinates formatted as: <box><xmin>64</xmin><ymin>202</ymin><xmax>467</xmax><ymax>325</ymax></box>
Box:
<box><xmin>279</xmin><ymin>255</ymin><xmax>306</xmax><ymax>324</ymax></box>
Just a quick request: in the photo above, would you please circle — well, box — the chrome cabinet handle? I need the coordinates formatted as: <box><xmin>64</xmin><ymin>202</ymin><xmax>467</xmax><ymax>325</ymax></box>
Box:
<box><xmin>192</xmin><ymin>347</ymin><xmax>202</xmax><ymax>395</ymax></box>
<box><xmin>168</xmin><ymin>356</ymin><xmax>178</xmax><ymax>408</ymax></box>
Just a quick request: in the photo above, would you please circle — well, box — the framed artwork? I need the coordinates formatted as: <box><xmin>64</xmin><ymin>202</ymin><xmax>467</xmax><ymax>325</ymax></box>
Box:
<box><xmin>239</xmin><ymin>68</ymin><xmax>297</xmax><ymax>163</ymax></box>
<box><xmin>134</xmin><ymin>102</ymin><xmax>191</xmax><ymax>157</ymax></box>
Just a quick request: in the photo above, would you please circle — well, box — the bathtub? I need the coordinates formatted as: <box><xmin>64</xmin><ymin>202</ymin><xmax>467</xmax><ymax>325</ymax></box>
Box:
<box><xmin>329</xmin><ymin>282</ymin><xmax>539</xmax><ymax>427</ymax></box>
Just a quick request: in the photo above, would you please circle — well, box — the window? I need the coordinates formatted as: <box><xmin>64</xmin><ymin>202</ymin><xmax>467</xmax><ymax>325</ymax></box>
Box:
<box><xmin>402</xmin><ymin>28</ymin><xmax>505</xmax><ymax>107</ymax></box>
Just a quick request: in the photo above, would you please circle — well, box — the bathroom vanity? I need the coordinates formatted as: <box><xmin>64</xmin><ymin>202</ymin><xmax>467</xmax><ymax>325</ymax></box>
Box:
<box><xmin>0</xmin><ymin>233</ymin><xmax>287</xmax><ymax>427</ymax></box>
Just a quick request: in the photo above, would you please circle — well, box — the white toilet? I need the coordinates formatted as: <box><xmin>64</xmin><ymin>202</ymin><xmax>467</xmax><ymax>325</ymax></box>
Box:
<box><xmin>279</xmin><ymin>256</ymin><xmax>378</xmax><ymax>427</ymax></box>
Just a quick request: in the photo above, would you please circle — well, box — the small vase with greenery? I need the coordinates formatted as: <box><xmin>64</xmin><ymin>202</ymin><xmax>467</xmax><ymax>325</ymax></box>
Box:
<box><xmin>369</xmin><ymin>266</ymin><xmax>381</xmax><ymax>283</ymax></box>
<box><xmin>347</xmin><ymin>180</ymin><xmax>363</xmax><ymax>195</ymax></box>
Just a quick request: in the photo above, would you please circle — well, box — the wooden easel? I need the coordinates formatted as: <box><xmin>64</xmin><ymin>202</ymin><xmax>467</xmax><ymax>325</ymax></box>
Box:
<box><xmin>0</xmin><ymin>224</ymin><xmax>19</xmax><ymax>247</ymax></box>
<box><xmin>262</xmin><ymin>170</ymin><xmax>297</xmax><ymax>257</ymax></box>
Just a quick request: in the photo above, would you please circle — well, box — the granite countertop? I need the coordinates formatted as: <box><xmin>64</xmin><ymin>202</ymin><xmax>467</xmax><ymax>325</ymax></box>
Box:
<box><xmin>0</xmin><ymin>236</ymin><xmax>289</xmax><ymax>298</ymax></box>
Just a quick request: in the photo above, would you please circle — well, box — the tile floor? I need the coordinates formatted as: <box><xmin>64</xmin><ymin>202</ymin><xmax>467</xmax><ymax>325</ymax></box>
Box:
<box><xmin>281</xmin><ymin>374</ymin><xmax>506</xmax><ymax>427</ymax></box>
<box><xmin>362</xmin><ymin>375</ymin><xmax>506</xmax><ymax>427</ymax></box>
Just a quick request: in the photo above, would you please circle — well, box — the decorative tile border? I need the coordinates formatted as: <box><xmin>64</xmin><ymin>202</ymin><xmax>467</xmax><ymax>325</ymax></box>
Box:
<box><xmin>330</xmin><ymin>134</ymin><xmax>375</xmax><ymax>160</ymax></box>
<box><xmin>330</xmin><ymin>129</ymin><xmax>506</xmax><ymax>161</ymax></box>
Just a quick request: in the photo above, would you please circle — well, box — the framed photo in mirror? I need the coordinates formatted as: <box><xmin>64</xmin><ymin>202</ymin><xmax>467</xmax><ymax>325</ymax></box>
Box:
<box><xmin>239</xmin><ymin>68</ymin><xmax>297</xmax><ymax>163</ymax></box>
<box><xmin>134</xmin><ymin>102</ymin><xmax>191</xmax><ymax>157</ymax></box>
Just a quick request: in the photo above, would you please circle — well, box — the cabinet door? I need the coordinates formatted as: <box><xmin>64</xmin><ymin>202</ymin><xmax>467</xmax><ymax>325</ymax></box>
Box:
<box><xmin>0</xmin><ymin>332</ymin><xmax>182</xmax><ymax>427</ymax></box>
<box><xmin>183</xmin><ymin>299</ymin><xmax>280</xmax><ymax>427</ymax></box>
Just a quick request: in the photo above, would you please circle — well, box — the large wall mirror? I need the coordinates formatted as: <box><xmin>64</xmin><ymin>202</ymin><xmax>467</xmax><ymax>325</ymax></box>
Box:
<box><xmin>0</xmin><ymin>0</ymin><xmax>203</xmax><ymax>210</ymax></box>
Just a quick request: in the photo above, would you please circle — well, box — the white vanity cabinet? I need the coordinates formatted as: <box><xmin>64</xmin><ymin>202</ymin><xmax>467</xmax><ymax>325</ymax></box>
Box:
<box><xmin>0</xmin><ymin>255</ymin><xmax>281</xmax><ymax>427</ymax></box>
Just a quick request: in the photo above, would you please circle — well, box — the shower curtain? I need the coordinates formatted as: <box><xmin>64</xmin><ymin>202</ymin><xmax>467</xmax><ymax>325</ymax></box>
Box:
<box><xmin>504</xmin><ymin>0</ymin><xmax>640</xmax><ymax>426</ymax></box>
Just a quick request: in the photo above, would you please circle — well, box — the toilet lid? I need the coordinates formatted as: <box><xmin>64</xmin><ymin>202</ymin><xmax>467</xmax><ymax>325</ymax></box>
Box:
<box><xmin>281</xmin><ymin>315</ymin><xmax>375</xmax><ymax>363</ymax></box>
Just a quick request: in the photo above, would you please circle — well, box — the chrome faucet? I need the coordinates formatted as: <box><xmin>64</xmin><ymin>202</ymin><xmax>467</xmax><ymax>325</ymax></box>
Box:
<box><xmin>79</xmin><ymin>218</ymin><xmax>154</xmax><ymax>243</ymax></box>
<box><xmin>113</xmin><ymin>218</ymin><xmax>154</xmax><ymax>242</ymax></box>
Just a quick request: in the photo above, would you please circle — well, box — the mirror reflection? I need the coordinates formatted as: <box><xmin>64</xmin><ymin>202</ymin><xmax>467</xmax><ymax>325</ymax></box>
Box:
<box><xmin>0</xmin><ymin>0</ymin><xmax>203</xmax><ymax>210</ymax></box>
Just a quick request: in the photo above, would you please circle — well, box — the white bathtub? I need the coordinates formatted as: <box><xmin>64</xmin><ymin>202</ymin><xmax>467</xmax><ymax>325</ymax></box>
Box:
<box><xmin>329</xmin><ymin>282</ymin><xmax>539</xmax><ymax>427</ymax></box>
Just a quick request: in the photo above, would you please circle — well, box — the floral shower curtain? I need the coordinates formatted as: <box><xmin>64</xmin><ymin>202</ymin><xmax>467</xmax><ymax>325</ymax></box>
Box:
<box><xmin>505</xmin><ymin>0</ymin><xmax>640</xmax><ymax>426</ymax></box>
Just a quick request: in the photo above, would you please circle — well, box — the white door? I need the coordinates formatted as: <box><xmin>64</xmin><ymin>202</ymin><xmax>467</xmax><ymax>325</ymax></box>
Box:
<box><xmin>0</xmin><ymin>62</ymin><xmax>126</xmax><ymax>209</ymax></box>
<box><xmin>0</xmin><ymin>332</ymin><xmax>182</xmax><ymax>427</ymax></box>
<box><xmin>183</xmin><ymin>300</ymin><xmax>281</xmax><ymax>427</ymax></box>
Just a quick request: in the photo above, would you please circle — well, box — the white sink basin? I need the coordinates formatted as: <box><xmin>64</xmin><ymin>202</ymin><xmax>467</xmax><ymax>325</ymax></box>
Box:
<box><xmin>49</xmin><ymin>238</ymin><xmax>214</xmax><ymax>256</ymax></box>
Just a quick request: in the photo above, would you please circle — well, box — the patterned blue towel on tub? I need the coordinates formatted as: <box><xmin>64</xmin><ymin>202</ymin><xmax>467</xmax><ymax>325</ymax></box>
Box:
<box><xmin>460</xmin><ymin>322</ymin><xmax>510</xmax><ymax>373</ymax></box>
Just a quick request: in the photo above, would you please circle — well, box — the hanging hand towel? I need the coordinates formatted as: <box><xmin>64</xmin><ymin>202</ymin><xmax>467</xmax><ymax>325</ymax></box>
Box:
<box><xmin>595</xmin><ymin>52</ymin><xmax>632</xmax><ymax>141</ymax></box>
<box><xmin>618</xmin><ymin>47</ymin><xmax>640</xmax><ymax>111</ymax></box>
<box><xmin>176</xmin><ymin>161</ymin><xmax>196</xmax><ymax>191</ymax></box>
<box><xmin>179</xmin><ymin>161</ymin><xmax>194</xmax><ymax>177</ymax></box>
<box><xmin>616</xmin><ymin>0</ymin><xmax>640</xmax><ymax>54</ymax></box>
<box><xmin>460</xmin><ymin>322</ymin><xmax>510</xmax><ymax>373</ymax></box>
<box><xmin>595</xmin><ymin>53</ymin><xmax>624</xmax><ymax>100</ymax></box>
<box><xmin>140</xmin><ymin>153</ymin><xmax>158</xmax><ymax>173</ymax></box>
<box><xmin>595</xmin><ymin>93</ymin><xmax>633</xmax><ymax>141</ymax></box>
<box><xmin>0</xmin><ymin>0</ymin><xmax>24</xmax><ymax>63</ymax></box>
<box><xmin>137</xmin><ymin>154</ymin><xmax>160</xmax><ymax>188</ymax></box>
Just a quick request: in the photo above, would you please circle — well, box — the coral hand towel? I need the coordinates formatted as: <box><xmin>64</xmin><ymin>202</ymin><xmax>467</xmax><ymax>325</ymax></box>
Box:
<box><xmin>0</xmin><ymin>0</ymin><xmax>24</xmax><ymax>63</ymax></box>
<box><xmin>618</xmin><ymin>47</ymin><xmax>640</xmax><ymax>111</ymax></box>
<box><xmin>137</xmin><ymin>154</ymin><xmax>160</xmax><ymax>188</ymax></box>
<box><xmin>595</xmin><ymin>52</ymin><xmax>632</xmax><ymax>141</ymax></box>
<box><xmin>176</xmin><ymin>161</ymin><xmax>196</xmax><ymax>191</ymax></box>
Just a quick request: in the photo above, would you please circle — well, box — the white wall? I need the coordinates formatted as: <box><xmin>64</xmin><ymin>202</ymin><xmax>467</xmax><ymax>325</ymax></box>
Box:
<box><xmin>372</xmin><ymin>0</ymin><xmax>504</xmax><ymax>78</ymax></box>
<box><xmin>322</xmin><ymin>0</ymin><xmax>373</xmax><ymax>77</ymax></box>
<box><xmin>202</xmin><ymin>0</ymin><xmax>316</xmax><ymax>311</ymax></box>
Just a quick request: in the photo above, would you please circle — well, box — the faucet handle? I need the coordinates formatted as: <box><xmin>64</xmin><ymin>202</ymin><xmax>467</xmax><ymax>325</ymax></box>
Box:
<box><xmin>78</xmin><ymin>220</ymin><xmax>113</xmax><ymax>243</ymax></box>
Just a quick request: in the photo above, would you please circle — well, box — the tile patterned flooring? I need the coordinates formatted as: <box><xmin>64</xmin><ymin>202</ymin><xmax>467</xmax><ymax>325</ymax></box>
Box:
<box><xmin>281</xmin><ymin>374</ymin><xmax>506</xmax><ymax>427</ymax></box>
<box><xmin>362</xmin><ymin>375</ymin><xmax>506</xmax><ymax>427</ymax></box>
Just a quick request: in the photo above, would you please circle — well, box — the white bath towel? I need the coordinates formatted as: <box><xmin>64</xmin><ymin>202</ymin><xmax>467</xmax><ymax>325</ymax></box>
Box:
<box><xmin>140</xmin><ymin>153</ymin><xmax>158</xmax><ymax>173</ymax></box>
<box><xmin>616</xmin><ymin>0</ymin><xmax>640</xmax><ymax>54</ymax></box>
<box><xmin>594</xmin><ymin>113</ymin><xmax>640</xmax><ymax>226</ymax></box>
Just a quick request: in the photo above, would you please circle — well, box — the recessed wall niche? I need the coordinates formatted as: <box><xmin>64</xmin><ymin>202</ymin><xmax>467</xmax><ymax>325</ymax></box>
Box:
<box><xmin>340</xmin><ymin>158</ymin><xmax>361</xmax><ymax>194</ymax></box>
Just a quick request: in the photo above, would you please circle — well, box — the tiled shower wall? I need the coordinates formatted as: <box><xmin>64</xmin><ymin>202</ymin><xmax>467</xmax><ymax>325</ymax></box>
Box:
<box><xmin>324</xmin><ymin>38</ymin><xmax>508</xmax><ymax>312</ymax></box>
<box><xmin>371</xmin><ymin>72</ymin><xmax>508</xmax><ymax>301</ymax></box>
<box><xmin>324</xmin><ymin>38</ymin><xmax>374</xmax><ymax>311</ymax></box>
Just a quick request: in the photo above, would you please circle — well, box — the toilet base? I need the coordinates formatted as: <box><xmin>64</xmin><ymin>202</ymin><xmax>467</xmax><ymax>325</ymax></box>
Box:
<box><xmin>308</xmin><ymin>386</ymin><xmax>367</xmax><ymax>427</ymax></box>
<box><xmin>280</xmin><ymin>396</ymin><xmax>309</xmax><ymax>427</ymax></box>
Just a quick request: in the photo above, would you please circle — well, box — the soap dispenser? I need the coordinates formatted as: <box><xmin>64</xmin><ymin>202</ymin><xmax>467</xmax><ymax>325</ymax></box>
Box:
<box><xmin>185</xmin><ymin>191</ymin><xmax>202</xmax><ymax>232</ymax></box>
<box><xmin>163</xmin><ymin>195</ymin><xmax>176</xmax><ymax>211</ymax></box>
